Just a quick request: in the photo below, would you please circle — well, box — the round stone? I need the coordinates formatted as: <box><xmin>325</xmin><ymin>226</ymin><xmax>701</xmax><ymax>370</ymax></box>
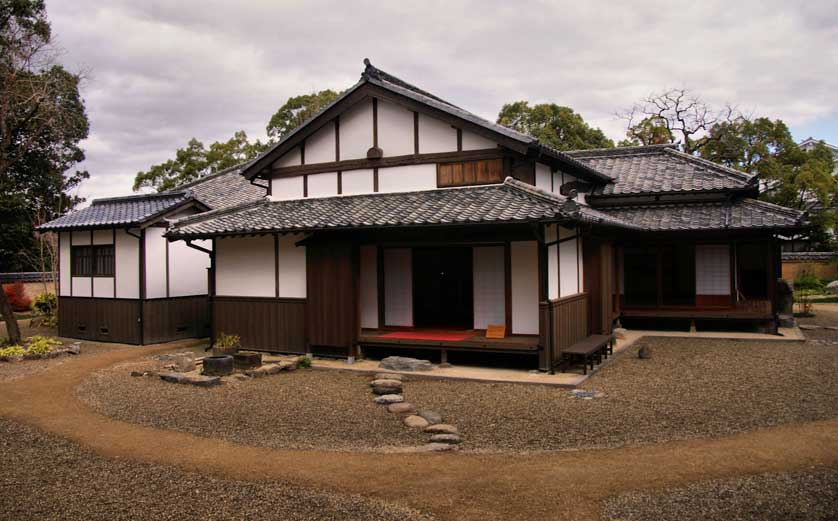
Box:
<box><xmin>403</xmin><ymin>415</ymin><xmax>429</xmax><ymax>429</ymax></box>
<box><xmin>373</xmin><ymin>385</ymin><xmax>403</xmax><ymax>395</ymax></box>
<box><xmin>373</xmin><ymin>394</ymin><xmax>404</xmax><ymax>405</ymax></box>
<box><xmin>417</xmin><ymin>442</ymin><xmax>458</xmax><ymax>452</ymax></box>
<box><xmin>429</xmin><ymin>433</ymin><xmax>462</xmax><ymax>444</ymax></box>
<box><xmin>387</xmin><ymin>402</ymin><xmax>417</xmax><ymax>414</ymax></box>
<box><xmin>369</xmin><ymin>379</ymin><xmax>403</xmax><ymax>388</ymax></box>
<box><xmin>374</xmin><ymin>372</ymin><xmax>403</xmax><ymax>381</ymax></box>
<box><xmin>424</xmin><ymin>424</ymin><xmax>459</xmax><ymax>435</ymax></box>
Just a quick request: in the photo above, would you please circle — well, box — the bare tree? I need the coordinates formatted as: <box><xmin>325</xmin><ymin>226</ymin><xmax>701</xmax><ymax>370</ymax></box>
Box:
<box><xmin>618</xmin><ymin>88</ymin><xmax>739</xmax><ymax>154</ymax></box>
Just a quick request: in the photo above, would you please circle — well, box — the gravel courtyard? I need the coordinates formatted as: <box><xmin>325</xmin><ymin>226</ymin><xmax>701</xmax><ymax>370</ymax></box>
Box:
<box><xmin>0</xmin><ymin>418</ymin><xmax>430</xmax><ymax>521</ymax></box>
<box><xmin>79</xmin><ymin>335</ymin><xmax>838</xmax><ymax>453</ymax></box>
<box><xmin>603</xmin><ymin>466</ymin><xmax>838</xmax><ymax>521</ymax></box>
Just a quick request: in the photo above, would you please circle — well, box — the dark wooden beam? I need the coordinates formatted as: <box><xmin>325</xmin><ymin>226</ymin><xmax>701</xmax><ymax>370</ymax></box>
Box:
<box><xmin>335</xmin><ymin>116</ymin><xmax>340</xmax><ymax>161</ymax></box>
<box><xmin>413</xmin><ymin>111</ymin><xmax>419</xmax><ymax>154</ymax></box>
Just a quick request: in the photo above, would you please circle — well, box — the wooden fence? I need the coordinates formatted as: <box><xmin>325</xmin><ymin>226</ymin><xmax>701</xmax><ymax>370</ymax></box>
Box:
<box><xmin>539</xmin><ymin>292</ymin><xmax>589</xmax><ymax>371</ymax></box>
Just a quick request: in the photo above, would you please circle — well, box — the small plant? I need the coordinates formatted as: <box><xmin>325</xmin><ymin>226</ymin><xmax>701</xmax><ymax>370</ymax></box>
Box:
<box><xmin>3</xmin><ymin>282</ymin><xmax>32</xmax><ymax>312</ymax></box>
<box><xmin>33</xmin><ymin>292</ymin><xmax>57</xmax><ymax>316</ymax></box>
<box><xmin>26</xmin><ymin>335</ymin><xmax>62</xmax><ymax>355</ymax></box>
<box><xmin>297</xmin><ymin>356</ymin><xmax>312</xmax><ymax>369</ymax></box>
<box><xmin>212</xmin><ymin>332</ymin><xmax>240</xmax><ymax>355</ymax></box>
<box><xmin>0</xmin><ymin>345</ymin><xmax>26</xmax><ymax>359</ymax></box>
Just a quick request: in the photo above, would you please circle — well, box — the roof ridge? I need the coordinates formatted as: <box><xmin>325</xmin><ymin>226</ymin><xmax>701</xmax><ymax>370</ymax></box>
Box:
<box><xmin>362</xmin><ymin>58</ymin><xmax>458</xmax><ymax>108</ymax></box>
<box><xmin>662</xmin><ymin>147</ymin><xmax>753</xmax><ymax>182</ymax></box>
<box><xmin>566</xmin><ymin>143</ymin><xmax>678</xmax><ymax>158</ymax></box>
<box><xmin>741</xmin><ymin>198</ymin><xmax>807</xmax><ymax>220</ymax></box>
<box><xmin>168</xmin><ymin>197</ymin><xmax>268</xmax><ymax>227</ymax></box>
<box><xmin>168</xmin><ymin>161</ymin><xmax>252</xmax><ymax>192</ymax></box>
<box><xmin>92</xmin><ymin>191</ymin><xmax>189</xmax><ymax>205</ymax></box>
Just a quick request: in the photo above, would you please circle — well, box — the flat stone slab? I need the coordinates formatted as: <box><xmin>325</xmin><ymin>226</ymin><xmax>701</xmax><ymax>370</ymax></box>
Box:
<box><xmin>373</xmin><ymin>385</ymin><xmax>403</xmax><ymax>395</ymax></box>
<box><xmin>380</xmin><ymin>356</ymin><xmax>433</xmax><ymax>372</ymax></box>
<box><xmin>374</xmin><ymin>372</ymin><xmax>403</xmax><ymax>381</ymax></box>
<box><xmin>373</xmin><ymin>394</ymin><xmax>404</xmax><ymax>405</ymax></box>
<box><xmin>369</xmin><ymin>379</ymin><xmax>403</xmax><ymax>388</ymax></box>
<box><xmin>429</xmin><ymin>433</ymin><xmax>462</xmax><ymax>444</ymax></box>
<box><xmin>387</xmin><ymin>402</ymin><xmax>417</xmax><ymax>414</ymax></box>
<box><xmin>404</xmin><ymin>415</ymin><xmax>429</xmax><ymax>429</ymax></box>
<box><xmin>799</xmin><ymin>324</ymin><xmax>821</xmax><ymax>330</ymax></box>
<box><xmin>244</xmin><ymin>364</ymin><xmax>283</xmax><ymax>377</ymax></box>
<box><xmin>424</xmin><ymin>424</ymin><xmax>458</xmax><ymax>435</ymax></box>
<box><xmin>417</xmin><ymin>410</ymin><xmax>442</xmax><ymax>425</ymax></box>
<box><xmin>160</xmin><ymin>372</ymin><xmax>220</xmax><ymax>387</ymax></box>
<box><xmin>416</xmin><ymin>442</ymin><xmax>459</xmax><ymax>453</ymax></box>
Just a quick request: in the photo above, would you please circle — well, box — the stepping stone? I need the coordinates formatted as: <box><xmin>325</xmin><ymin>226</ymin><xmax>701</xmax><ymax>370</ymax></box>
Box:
<box><xmin>416</xmin><ymin>442</ymin><xmax>459</xmax><ymax>453</ymax></box>
<box><xmin>403</xmin><ymin>415</ymin><xmax>429</xmax><ymax>429</ymax></box>
<box><xmin>380</xmin><ymin>356</ymin><xmax>433</xmax><ymax>372</ymax></box>
<box><xmin>369</xmin><ymin>379</ymin><xmax>403</xmax><ymax>388</ymax></box>
<box><xmin>245</xmin><ymin>364</ymin><xmax>283</xmax><ymax>377</ymax></box>
<box><xmin>417</xmin><ymin>410</ymin><xmax>442</xmax><ymax>424</ymax></box>
<box><xmin>824</xmin><ymin>326</ymin><xmax>838</xmax><ymax>331</ymax></box>
<box><xmin>374</xmin><ymin>372</ymin><xmax>403</xmax><ymax>381</ymax></box>
<box><xmin>799</xmin><ymin>324</ymin><xmax>821</xmax><ymax>330</ymax></box>
<box><xmin>160</xmin><ymin>373</ymin><xmax>221</xmax><ymax>387</ymax></box>
<box><xmin>424</xmin><ymin>424</ymin><xmax>458</xmax><ymax>435</ymax></box>
<box><xmin>373</xmin><ymin>385</ymin><xmax>403</xmax><ymax>395</ymax></box>
<box><xmin>387</xmin><ymin>402</ymin><xmax>417</xmax><ymax>414</ymax></box>
<box><xmin>429</xmin><ymin>433</ymin><xmax>462</xmax><ymax>444</ymax></box>
<box><xmin>373</xmin><ymin>394</ymin><xmax>404</xmax><ymax>405</ymax></box>
<box><xmin>613</xmin><ymin>327</ymin><xmax>627</xmax><ymax>339</ymax></box>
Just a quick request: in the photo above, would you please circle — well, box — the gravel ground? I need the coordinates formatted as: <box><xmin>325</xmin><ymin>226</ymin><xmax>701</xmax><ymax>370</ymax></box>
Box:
<box><xmin>602</xmin><ymin>466</ymin><xmax>838</xmax><ymax>521</ymax></box>
<box><xmin>0</xmin><ymin>417</ymin><xmax>431</xmax><ymax>521</ymax></box>
<box><xmin>79</xmin><ymin>337</ymin><xmax>838</xmax><ymax>453</ymax></box>
<box><xmin>0</xmin><ymin>323</ymin><xmax>129</xmax><ymax>382</ymax></box>
<box><xmin>78</xmin><ymin>361</ymin><xmax>424</xmax><ymax>451</ymax></box>
<box><xmin>797</xmin><ymin>303</ymin><xmax>838</xmax><ymax>343</ymax></box>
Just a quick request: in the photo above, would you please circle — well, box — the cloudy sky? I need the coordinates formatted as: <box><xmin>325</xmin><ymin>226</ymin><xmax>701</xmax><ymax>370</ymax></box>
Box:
<box><xmin>48</xmin><ymin>1</ymin><xmax>838</xmax><ymax>203</ymax></box>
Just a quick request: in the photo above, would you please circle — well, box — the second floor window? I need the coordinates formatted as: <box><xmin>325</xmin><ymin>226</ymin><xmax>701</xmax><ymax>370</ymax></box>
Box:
<box><xmin>72</xmin><ymin>245</ymin><xmax>115</xmax><ymax>277</ymax></box>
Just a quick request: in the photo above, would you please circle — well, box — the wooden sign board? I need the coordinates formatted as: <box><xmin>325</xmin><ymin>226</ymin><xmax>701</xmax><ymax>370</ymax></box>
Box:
<box><xmin>486</xmin><ymin>324</ymin><xmax>506</xmax><ymax>339</ymax></box>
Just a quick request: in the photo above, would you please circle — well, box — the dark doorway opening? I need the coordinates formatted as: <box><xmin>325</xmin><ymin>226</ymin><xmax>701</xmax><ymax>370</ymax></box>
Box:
<box><xmin>412</xmin><ymin>247</ymin><xmax>473</xmax><ymax>328</ymax></box>
<box><xmin>623</xmin><ymin>246</ymin><xmax>658</xmax><ymax>307</ymax></box>
<box><xmin>737</xmin><ymin>242</ymin><xmax>769</xmax><ymax>298</ymax></box>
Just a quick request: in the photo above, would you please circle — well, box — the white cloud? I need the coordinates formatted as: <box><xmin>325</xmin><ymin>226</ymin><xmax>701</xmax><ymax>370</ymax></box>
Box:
<box><xmin>46</xmin><ymin>0</ymin><xmax>838</xmax><ymax>201</ymax></box>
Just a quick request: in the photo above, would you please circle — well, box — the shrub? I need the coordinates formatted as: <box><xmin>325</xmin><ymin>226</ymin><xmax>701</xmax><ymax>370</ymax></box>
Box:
<box><xmin>26</xmin><ymin>335</ymin><xmax>62</xmax><ymax>355</ymax></box>
<box><xmin>33</xmin><ymin>292</ymin><xmax>57</xmax><ymax>316</ymax></box>
<box><xmin>0</xmin><ymin>345</ymin><xmax>26</xmax><ymax>359</ymax></box>
<box><xmin>794</xmin><ymin>271</ymin><xmax>825</xmax><ymax>292</ymax></box>
<box><xmin>3</xmin><ymin>282</ymin><xmax>32</xmax><ymax>311</ymax></box>
<box><xmin>215</xmin><ymin>332</ymin><xmax>241</xmax><ymax>351</ymax></box>
<box><xmin>297</xmin><ymin>356</ymin><xmax>312</xmax><ymax>369</ymax></box>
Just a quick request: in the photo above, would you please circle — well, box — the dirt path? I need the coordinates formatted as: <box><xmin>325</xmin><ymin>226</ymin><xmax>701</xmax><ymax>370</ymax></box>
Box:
<box><xmin>0</xmin><ymin>345</ymin><xmax>836</xmax><ymax>521</ymax></box>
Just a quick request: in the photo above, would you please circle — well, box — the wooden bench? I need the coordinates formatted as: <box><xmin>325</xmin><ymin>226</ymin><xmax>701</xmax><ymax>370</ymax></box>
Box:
<box><xmin>559</xmin><ymin>334</ymin><xmax>614</xmax><ymax>375</ymax></box>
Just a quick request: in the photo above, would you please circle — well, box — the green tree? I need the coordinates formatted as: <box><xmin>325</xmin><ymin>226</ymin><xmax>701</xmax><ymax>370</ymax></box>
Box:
<box><xmin>496</xmin><ymin>101</ymin><xmax>613</xmax><ymax>151</ymax></box>
<box><xmin>701</xmin><ymin>118</ymin><xmax>838</xmax><ymax>249</ymax></box>
<box><xmin>618</xmin><ymin>116</ymin><xmax>673</xmax><ymax>147</ymax></box>
<box><xmin>0</xmin><ymin>0</ymin><xmax>89</xmax><ymax>343</ymax></box>
<box><xmin>133</xmin><ymin>131</ymin><xmax>266</xmax><ymax>192</ymax></box>
<box><xmin>266</xmin><ymin>89</ymin><xmax>341</xmax><ymax>141</ymax></box>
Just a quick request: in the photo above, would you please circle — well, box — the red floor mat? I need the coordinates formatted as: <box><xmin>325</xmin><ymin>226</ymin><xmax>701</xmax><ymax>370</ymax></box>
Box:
<box><xmin>378</xmin><ymin>331</ymin><xmax>473</xmax><ymax>341</ymax></box>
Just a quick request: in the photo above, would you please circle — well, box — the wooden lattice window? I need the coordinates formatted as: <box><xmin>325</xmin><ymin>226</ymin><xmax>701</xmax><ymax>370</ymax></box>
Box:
<box><xmin>437</xmin><ymin>158</ymin><xmax>504</xmax><ymax>188</ymax></box>
<box><xmin>71</xmin><ymin>244</ymin><xmax>114</xmax><ymax>277</ymax></box>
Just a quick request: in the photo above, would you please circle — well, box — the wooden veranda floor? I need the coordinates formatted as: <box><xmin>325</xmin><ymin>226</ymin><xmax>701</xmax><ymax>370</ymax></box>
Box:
<box><xmin>358</xmin><ymin>328</ymin><xmax>540</xmax><ymax>354</ymax></box>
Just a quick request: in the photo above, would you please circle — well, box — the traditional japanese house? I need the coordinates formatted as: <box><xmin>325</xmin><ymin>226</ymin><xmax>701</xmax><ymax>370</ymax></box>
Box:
<box><xmin>161</xmin><ymin>60</ymin><xmax>807</xmax><ymax>371</ymax></box>
<box><xmin>38</xmin><ymin>165</ymin><xmax>266</xmax><ymax>344</ymax></box>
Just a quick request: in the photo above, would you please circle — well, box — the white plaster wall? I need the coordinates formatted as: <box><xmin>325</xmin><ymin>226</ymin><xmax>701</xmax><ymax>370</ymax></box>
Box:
<box><xmin>378</xmin><ymin>164</ymin><xmax>437</xmax><ymax>193</ymax></box>
<box><xmin>93</xmin><ymin>277</ymin><xmax>114</xmax><ymax>298</ymax></box>
<box><xmin>169</xmin><ymin>238</ymin><xmax>210</xmax><ymax>297</ymax></box>
<box><xmin>551</xmin><ymin>171</ymin><xmax>562</xmax><ymax>196</ymax></box>
<box><xmin>461</xmin><ymin>130</ymin><xmax>496</xmax><ymax>151</ymax></box>
<box><xmin>510</xmin><ymin>241</ymin><xmax>539</xmax><ymax>334</ymax></box>
<box><xmin>559</xmin><ymin>238</ymin><xmax>580</xmax><ymax>297</ymax></box>
<box><xmin>92</xmin><ymin>229</ymin><xmax>112</xmax><ymax>244</ymax></box>
<box><xmin>360</xmin><ymin>245</ymin><xmax>378</xmax><ymax>328</ymax></box>
<box><xmin>273</xmin><ymin>146</ymin><xmax>301</xmax><ymax>168</ymax></box>
<box><xmin>307</xmin><ymin>172</ymin><xmax>338</xmax><ymax>198</ymax></box>
<box><xmin>216</xmin><ymin>236</ymin><xmax>275</xmax><ymax>297</ymax></box>
<box><xmin>278</xmin><ymin>234</ymin><xmax>306</xmax><ymax>298</ymax></box>
<box><xmin>144</xmin><ymin>227</ymin><xmax>167</xmax><ymax>299</ymax></box>
<box><xmin>545</xmin><ymin>224</ymin><xmax>557</xmax><ymax>243</ymax></box>
<box><xmin>472</xmin><ymin>246</ymin><xmax>505</xmax><ymax>330</ymax></box>
<box><xmin>272</xmin><ymin>176</ymin><xmax>305</xmax><ymax>200</ymax></box>
<box><xmin>535</xmin><ymin>163</ymin><xmax>552</xmax><ymax>192</ymax></box>
<box><xmin>72</xmin><ymin>230</ymin><xmax>91</xmax><ymax>245</ymax></box>
<box><xmin>384</xmin><ymin>248</ymin><xmax>412</xmax><ymax>326</ymax></box>
<box><xmin>341</xmin><ymin>169</ymin><xmax>375</xmax><ymax>195</ymax></box>
<box><xmin>418</xmin><ymin>112</ymin><xmax>457</xmax><ymax>153</ymax></box>
<box><xmin>547</xmin><ymin>244</ymin><xmax>558</xmax><ymax>299</ymax></box>
<box><xmin>305</xmin><ymin>122</ymin><xmax>336</xmax><ymax>164</ymax></box>
<box><xmin>377</xmin><ymin>99</ymin><xmax>414</xmax><ymax>156</ymax></box>
<box><xmin>115</xmin><ymin>229</ymin><xmax>140</xmax><ymax>299</ymax></box>
<box><xmin>72</xmin><ymin>277</ymin><xmax>91</xmax><ymax>297</ymax></box>
<box><xmin>558</xmin><ymin>225</ymin><xmax>576</xmax><ymax>240</ymax></box>
<box><xmin>696</xmin><ymin>245</ymin><xmax>731</xmax><ymax>295</ymax></box>
<box><xmin>59</xmin><ymin>232</ymin><xmax>71</xmax><ymax>296</ymax></box>
<box><xmin>340</xmin><ymin>98</ymin><xmax>373</xmax><ymax>160</ymax></box>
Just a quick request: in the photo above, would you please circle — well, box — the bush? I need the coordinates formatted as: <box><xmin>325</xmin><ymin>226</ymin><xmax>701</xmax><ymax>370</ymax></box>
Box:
<box><xmin>794</xmin><ymin>271</ymin><xmax>825</xmax><ymax>292</ymax></box>
<box><xmin>3</xmin><ymin>282</ymin><xmax>32</xmax><ymax>311</ymax></box>
<box><xmin>0</xmin><ymin>345</ymin><xmax>26</xmax><ymax>359</ymax></box>
<box><xmin>26</xmin><ymin>335</ymin><xmax>62</xmax><ymax>355</ymax></box>
<box><xmin>33</xmin><ymin>292</ymin><xmax>57</xmax><ymax>316</ymax></box>
<box><xmin>297</xmin><ymin>356</ymin><xmax>312</xmax><ymax>369</ymax></box>
<box><xmin>215</xmin><ymin>332</ymin><xmax>241</xmax><ymax>351</ymax></box>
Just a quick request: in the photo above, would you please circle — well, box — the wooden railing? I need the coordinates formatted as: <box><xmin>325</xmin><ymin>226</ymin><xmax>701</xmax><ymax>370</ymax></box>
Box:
<box><xmin>539</xmin><ymin>292</ymin><xmax>589</xmax><ymax>371</ymax></box>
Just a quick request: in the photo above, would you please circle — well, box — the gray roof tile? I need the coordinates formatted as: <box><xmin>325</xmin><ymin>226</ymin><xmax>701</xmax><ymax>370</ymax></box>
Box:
<box><xmin>38</xmin><ymin>192</ymin><xmax>194</xmax><ymax>231</ymax></box>
<box><xmin>168</xmin><ymin>162</ymin><xmax>266</xmax><ymax>209</ymax></box>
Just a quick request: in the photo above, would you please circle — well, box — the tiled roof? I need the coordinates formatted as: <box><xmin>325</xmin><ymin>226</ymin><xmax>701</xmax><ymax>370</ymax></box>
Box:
<box><xmin>167</xmin><ymin>177</ymin><xmax>627</xmax><ymax>239</ymax></box>
<box><xmin>782</xmin><ymin>251</ymin><xmax>838</xmax><ymax>261</ymax></box>
<box><xmin>567</xmin><ymin>144</ymin><xmax>755</xmax><ymax>196</ymax></box>
<box><xmin>599</xmin><ymin>199</ymin><xmax>807</xmax><ymax>231</ymax></box>
<box><xmin>168</xmin><ymin>162</ymin><xmax>266</xmax><ymax>210</ymax></box>
<box><xmin>38</xmin><ymin>192</ymin><xmax>196</xmax><ymax>231</ymax></box>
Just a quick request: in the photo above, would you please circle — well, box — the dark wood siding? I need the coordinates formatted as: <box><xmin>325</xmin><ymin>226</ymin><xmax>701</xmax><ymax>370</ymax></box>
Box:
<box><xmin>583</xmin><ymin>237</ymin><xmax>615</xmax><ymax>335</ymax></box>
<box><xmin>213</xmin><ymin>296</ymin><xmax>306</xmax><ymax>353</ymax></box>
<box><xmin>58</xmin><ymin>297</ymin><xmax>141</xmax><ymax>344</ymax></box>
<box><xmin>437</xmin><ymin>158</ymin><xmax>504</xmax><ymax>187</ymax></box>
<box><xmin>143</xmin><ymin>296</ymin><xmax>209</xmax><ymax>344</ymax></box>
<box><xmin>306</xmin><ymin>241</ymin><xmax>357</xmax><ymax>354</ymax></box>
<box><xmin>538</xmin><ymin>293</ymin><xmax>589</xmax><ymax>371</ymax></box>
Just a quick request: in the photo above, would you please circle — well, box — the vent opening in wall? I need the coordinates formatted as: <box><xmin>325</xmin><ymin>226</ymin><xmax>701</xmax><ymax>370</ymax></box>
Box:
<box><xmin>99</xmin><ymin>327</ymin><xmax>110</xmax><ymax>335</ymax></box>
<box><xmin>176</xmin><ymin>325</ymin><xmax>188</xmax><ymax>333</ymax></box>
<box><xmin>77</xmin><ymin>324</ymin><xmax>86</xmax><ymax>332</ymax></box>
